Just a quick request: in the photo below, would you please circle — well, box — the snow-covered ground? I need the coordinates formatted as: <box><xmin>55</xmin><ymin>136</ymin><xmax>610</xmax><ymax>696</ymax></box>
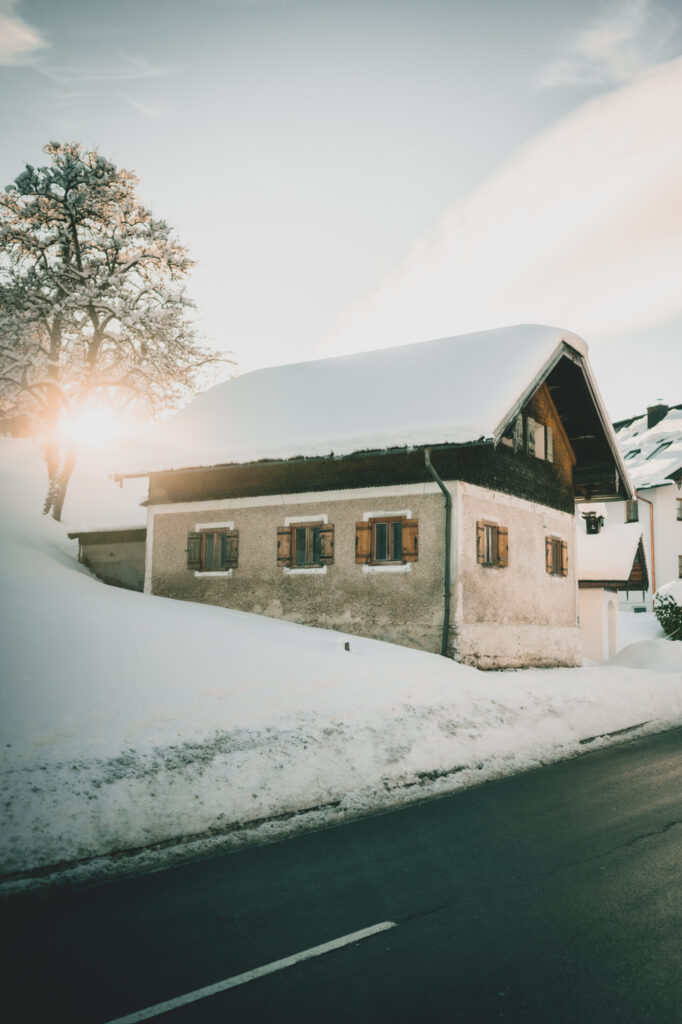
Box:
<box><xmin>1</xmin><ymin>439</ymin><xmax>681</xmax><ymax>894</ymax></box>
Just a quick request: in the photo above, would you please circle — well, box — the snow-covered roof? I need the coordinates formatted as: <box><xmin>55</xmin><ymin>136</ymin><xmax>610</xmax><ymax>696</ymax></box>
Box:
<box><xmin>119</xmin><ymin>325</ymin><xmax>601</xmax><ymax>476</ymax></box>
<box><xmin>615</xmin><ymin>406</ymin><xmax>682</xmax><ymax>490</ymax></box>
<box><xmin>577</xmin><ymin>523</ymin><xmax>645</xmax><ymax>583</ymax></box>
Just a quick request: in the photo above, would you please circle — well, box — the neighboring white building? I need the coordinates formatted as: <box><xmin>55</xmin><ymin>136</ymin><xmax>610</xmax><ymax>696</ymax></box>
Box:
<box><xmin>611</xmin><ymin>404</ymin><xmax>682</xmax><ymax>611</ymax></box>
<box><xmin>577</xmin><ymin>513</ymin><xmax>648</xmax><ymax>661</ymax></box>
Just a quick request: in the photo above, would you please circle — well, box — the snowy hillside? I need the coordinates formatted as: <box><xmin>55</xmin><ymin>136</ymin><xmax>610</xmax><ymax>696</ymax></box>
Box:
<box><xmin>1</xmin><ymin>439</ymin><xmax>681</xmax><ymax>892</ymax></box>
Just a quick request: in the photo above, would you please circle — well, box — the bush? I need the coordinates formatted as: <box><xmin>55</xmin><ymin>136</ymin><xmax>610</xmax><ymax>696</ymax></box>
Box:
<box><xmin>654</xmin><ymin>591</ymin><xmax>682</xmax><ymax>641</ymax></box>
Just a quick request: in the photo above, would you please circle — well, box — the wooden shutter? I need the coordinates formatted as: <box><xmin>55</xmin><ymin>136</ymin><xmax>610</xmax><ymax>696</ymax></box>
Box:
<box><xmin>476</xmin><ymin>521</ymin><xmax>485</xmax><ymax>565</ymax></box>
<box><xmin>402</xmin><ymin>518</ymin><xmax>419</xmax><ymax>562</ymax></box>
<box><xmin>319</xmin><ymin>525</ymin><xmax>334</xmax><ymax>565</ymax></box>
<box><xmin>355</xmin><ymin>521</ymin><xmax>372</xmax><ymax>563</ymax></box>
<box><xmin>277</xmin><ymin>526</ymin><xmax>292</xmax><ymax>567</ymax></box>
<box><xmin>497</xmin><ymin>526</ymin><xmax>509</xmax><ymax>568</ymax></box>
<box><xmin>186</xmin><ymin>532</ymin><xmax>202</xmax><ymax>570</ymax></box>
<box><xmin>545</xmin><ymin>425</ymin><xmax>554</xmax><ymax>463</ymax></box>
<box><xmin>223</xmin><ymin>530</ymin><xmax>239</xmax><ymax>569</ymax></box>
<box><xmin>561</xmin><ymin>540</ymin><xmax>569</xmax><ymax>577</ymax></box>
<box><xmin>545</xmin><ymin>536</ymin><xmax>553</xmax><ymax>575</ymax></box>
<box><xmin>512</xmin><ymin>414</ymin><xmax>523</xmax><ymax>453</ymax></box>
<box><xmin>526</xmin><ymin>416</ymin><xmax>536</xmax><ymax>456</ymax></box>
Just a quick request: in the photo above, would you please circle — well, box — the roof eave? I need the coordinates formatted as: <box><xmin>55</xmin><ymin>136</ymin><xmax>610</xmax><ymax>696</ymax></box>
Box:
<box><xmin>492</xmin><ymin>339</ymin><xmax>634</xmax><ymax>501</ymax></box>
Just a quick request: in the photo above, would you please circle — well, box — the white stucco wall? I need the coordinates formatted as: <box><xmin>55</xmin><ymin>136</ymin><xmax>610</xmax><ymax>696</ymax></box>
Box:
<box><xmin>452</xmin><ymin>482</ymin><xmax>581</xmax><ymax>668</ymax></box>
<box><xmin>579</xmin><ymin>587</ymin><xmax>619</xmax><ymax>662</ymax></box>
<box><xmin>145</xmin><ymin>478</ymin><xmax>582</xmax><ymax>668</ymax></box>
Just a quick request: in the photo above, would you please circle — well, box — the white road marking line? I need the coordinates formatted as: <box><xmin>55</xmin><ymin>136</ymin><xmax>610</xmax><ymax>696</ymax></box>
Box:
<box><xmin>102</xmin><ymin>920</ymin><xmax>397</xmax><ymax>1024</ymax></box>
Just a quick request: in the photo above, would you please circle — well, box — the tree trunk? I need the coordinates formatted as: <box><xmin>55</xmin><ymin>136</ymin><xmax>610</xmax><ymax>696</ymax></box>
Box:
<box><xmin>48</xmin><ymin>447</ymin><xmax>78</xmax><ymax>522</ymax></box>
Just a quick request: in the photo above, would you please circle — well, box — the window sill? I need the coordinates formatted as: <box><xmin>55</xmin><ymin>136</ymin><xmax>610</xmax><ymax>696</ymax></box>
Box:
<box><xmin>194</xmin><ymin>569</ymin><xmax>234</xmax><ymax>578</ymax></box>
<box><xmin>284</xmin><ymin>565</ymin><xmax>328</xmax><ymax>575</ymax></box>
<box><xmin>362</xmin><ymin>562</ymin><xmax>412</xmax><ymax>574</ymax></box>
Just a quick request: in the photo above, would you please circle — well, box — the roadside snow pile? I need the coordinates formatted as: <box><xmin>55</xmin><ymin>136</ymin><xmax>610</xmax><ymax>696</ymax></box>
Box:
<box><xmin>618</xmin><ymin>609</ymin><xmax>665</xmax><ymax>649</ymax></box>
<box><xmin>1</xmin><ymin>439</ymin><xmax>682</xmax><ymax>890</ymax></box>
<box><xmin>610</xmin><ymin>640</ymin><xmax>682</xmax><ymax>671</ymax></box>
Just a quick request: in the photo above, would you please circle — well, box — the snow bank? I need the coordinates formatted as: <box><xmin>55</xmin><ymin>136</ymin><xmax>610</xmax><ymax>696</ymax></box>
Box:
<box><xmin>1</xmin><ymin>439</ymin><xmax>681</xmax><ymax>891</ymax></box>
<box><xmin>656</xmin><ymin>579</ymin><xmax>682</xmax><ymax>604</ymax></box>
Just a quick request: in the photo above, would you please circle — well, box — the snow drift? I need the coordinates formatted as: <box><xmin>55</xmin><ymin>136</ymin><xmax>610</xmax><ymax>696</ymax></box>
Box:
<box><xmin>1</xmin><ymin>439</ymin><xmax>681</xmax><ymax>891</ymax></box>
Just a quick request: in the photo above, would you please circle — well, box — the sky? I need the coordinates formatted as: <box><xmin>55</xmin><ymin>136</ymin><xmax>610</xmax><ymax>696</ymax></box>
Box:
<box><xmin>1</xmin><ymin>0</ymin><xmax>681</xmax><ymax>421</ymax></box>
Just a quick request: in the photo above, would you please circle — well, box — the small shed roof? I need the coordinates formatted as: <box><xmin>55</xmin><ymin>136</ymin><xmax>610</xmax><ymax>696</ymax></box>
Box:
<box><xmin>577</xmin><ymin>523</ymin><xmax>648</xmax><ymax>589</ymax></box>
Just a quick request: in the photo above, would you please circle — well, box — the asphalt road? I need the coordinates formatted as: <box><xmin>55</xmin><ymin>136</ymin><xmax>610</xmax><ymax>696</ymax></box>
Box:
<box><xmin>3</xmin><ymin>726</ymin><xmax>682</xmax><ymax>1024</ymax></box>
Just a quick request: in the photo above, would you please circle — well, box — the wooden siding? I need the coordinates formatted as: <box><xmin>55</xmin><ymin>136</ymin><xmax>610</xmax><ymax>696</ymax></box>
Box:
<box><xmin>149</xmin><ymin>433</ymin><xmax>575</xmax><ymax>515</ymax></box>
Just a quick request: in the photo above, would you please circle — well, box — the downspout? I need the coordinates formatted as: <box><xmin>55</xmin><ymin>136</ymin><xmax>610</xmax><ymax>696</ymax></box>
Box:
<box><xmin>635</xmin><ymin>491</ymin><xmax>655</xmax><ymax>595</ymax></box>
<box><xmin>424</xmin><ymin>448</ymin><xmax>451</xmax><ymax>658</ymax></box>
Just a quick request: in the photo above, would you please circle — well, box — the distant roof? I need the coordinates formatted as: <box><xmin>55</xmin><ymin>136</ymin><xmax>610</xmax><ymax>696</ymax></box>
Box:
<box><xmin>577</xmin><ymin>523</ymin><xmax>647</xmax><ymax>585</ymax></box>
<box><xmin>120</xmin><ymin>324</ymin><xmax>630</xmax><ymax>482</ymax></box>
<box><xmin>615</xmin><ymin>405</ymin><xmax>682</xmax><ymax>490</ymax></box>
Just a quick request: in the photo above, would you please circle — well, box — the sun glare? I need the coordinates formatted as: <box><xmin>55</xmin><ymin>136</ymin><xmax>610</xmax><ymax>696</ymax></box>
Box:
<box><xmin>60</xmin><ymin>406</ymin><xmax>126</xmax><ymax>451</ymax></box>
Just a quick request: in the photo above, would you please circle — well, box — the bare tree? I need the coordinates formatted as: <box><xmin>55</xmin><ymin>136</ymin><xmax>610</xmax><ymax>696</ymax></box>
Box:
<box><xmin>0</xmin><ymin>142</ymin><xmax>229</xmax><ymax>519</ymax></box>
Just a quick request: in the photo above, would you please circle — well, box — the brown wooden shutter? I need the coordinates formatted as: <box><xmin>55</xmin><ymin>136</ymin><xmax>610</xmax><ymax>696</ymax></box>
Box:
<box><xmin>186</xmin><ymin>532</ymin><xmax>202</xmax><ymax>570</ymax></box>
<box><xmin>497</xmin><ymin>526</ymin><xmax>509</xmax><ymax>568</ymax></box>
<box><xmin>355</xmin><ymin>521</ymin><xmax>372</xmax><ymax>563</ymax></box>
<box><xmin>526</xmin><ymin>416</ymin><xmax>536</xmax><ymax>456</ymax></box>
<box><xmin>319</xmin><ymin>525</ymin><xmax>334</xmax><ymax>565</ymax></box>
<box><xmin>545</xmin><ymin>536</ymin><xmax>553</xmax><ymax>574</ymax></box>
<box><xmin>476</xmin><ymin>521</ymin><xmax>485</xmax><ymax>564</ymax></box>
<box><xmin>546</xmin><ymin>425</ymin><xmax>554</xmax><ymax>463</ymax></box>
<box><xmin>402</xmin><ymin>518</ymin><xmax>419</xmax><ymax>562</ymax></box>
<box><xmin>224</xmin><ymin>530</ymin><xmax>239</xmax><ymax>569</ymax></box>
<box><xmin>277</xmin><ymin>526</ymin><xmax>292</xmax><ymax>567</ymax></box>
<box><xmin>561</xmin><ymin>540</ymin><xmax>569</xmax><ymax>577</ymax></box>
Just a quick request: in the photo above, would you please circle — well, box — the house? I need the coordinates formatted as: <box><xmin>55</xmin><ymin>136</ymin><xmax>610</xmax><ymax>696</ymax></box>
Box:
<box><xmin>576</xmin><ymin>511</ymin><xmax>648</xmax><ymax>661</ymax></box>
<box><xmin>118</xmin><ymin>325</ymin><xmax>631</xmax><ymax>669</ymax></box>
<box><xmin>67</xmin><ymin>526</ymin><xmax>147</xmax><ymax>592</ymax></box>
<box><xmin>611</xmin><ymin>404</ymin><xmax>682</xmax><ymax>611</ymax></box>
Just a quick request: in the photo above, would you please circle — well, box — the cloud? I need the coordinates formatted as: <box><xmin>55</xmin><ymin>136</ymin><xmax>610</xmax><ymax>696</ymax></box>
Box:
<box><xmin>120</xmin><ymin>94</ymin><xmax>162</xmax><ymax>119</ymax></box>
<box><xmin>328</xmin><ymin>57</ymin><xmax>682</xmax><ymax>357</ymax></box>
<box><xmin>538</xmin><ymin>0</ymin><xmax>678</xmax><ymax>88</ymax></box>
<box><xmin>0</xmin><ymin>3</ymin><xmax>47</xmax><ymax>65</ymax></box>
<box><xmin>33</xmin><ymin>51</ymin><xmax>167</xmax><ymax>84</ymax></box>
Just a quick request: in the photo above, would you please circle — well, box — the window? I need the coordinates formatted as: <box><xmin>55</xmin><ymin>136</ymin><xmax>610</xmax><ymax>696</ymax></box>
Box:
<box><xmin>677</xmin><ymin>498</ymin><xmax>682</xmax><ymax>521</ymax></box>
<box><xmin>522</xmin><ymin>415</ymin><xmax>553</xmax><ymax>462</ymax></box>
<box><xmin>625</xmin><ymin>499</ymin><xmax>639</xmax><ymax>523</ymax></box>
<box><xmin>624</xmin><ymin>449</ymin><xmax>641</xmax><ymax>460</ymax></box>
<box><xmin>277</xmin><ymin>522</ymin><xmax>334</xmax><ymax>569</ymax></box>
<box><xmin>355</xmin><ymin>516</ymin><xmax>418</xmax><ymax>565</ymax></box>
<box><xmin>186</xmin><ymin>527</ymin><xmax>238</xmax><ymax>572</ymax></box>
<box><xmin>545</xmin><ymin>536</ymin><xmax>568</xmax><ymax>577</ymax></box>
<box><xmin>476</xmin><ymin>521</ymin><xmax>509</xmax><ymax>568</ymax></box>
<box><xmin>647</xmin><ymin>441</ymin><xmax>672</xmax><ymax>460</ymax></box>
<box><xmin>679</xmin><ymin>555</ymin><xmax>682</xmax><ymax>579</ymax></box>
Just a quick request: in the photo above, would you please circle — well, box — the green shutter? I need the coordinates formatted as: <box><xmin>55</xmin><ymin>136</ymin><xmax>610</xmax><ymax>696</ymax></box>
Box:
<box><xmin>186</xmin><ymin>532</ymin><xmax>202</xmax><ymax>570</ymax></box>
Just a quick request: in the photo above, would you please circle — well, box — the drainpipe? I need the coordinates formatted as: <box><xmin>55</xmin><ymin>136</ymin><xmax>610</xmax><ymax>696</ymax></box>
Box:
<box><xmin>424</xmin><ymin>449</ymin><xmax>451</xmax><ymax>658</ymax></box>
<box><xmin>635</xmin><ymin>491</ymin><xmax>655</xmax><ymax>595</ymax></box>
